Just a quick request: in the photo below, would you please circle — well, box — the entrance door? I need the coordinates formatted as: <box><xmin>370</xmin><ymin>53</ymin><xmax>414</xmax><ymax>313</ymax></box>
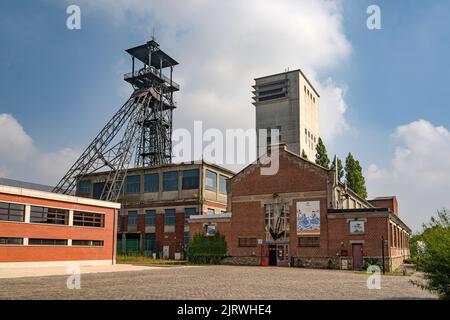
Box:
<box><xmin>352</xmin><ymin>244</ymin><xmax>363</xmax><ymax>270</ymax></box>
<box><xmin>269</xmin><ymin>245</ymin><xmax>277</xmax><ymax>266</ymax></box>
<box><xmin>276</xmin><ymin>244</ymin><xmax>290</xmax><ymax>267</ymax></box>
<box><xmin>163</xmin><ymin>245</ymin><xmax>170</xmax><ymax>259</ymax></box>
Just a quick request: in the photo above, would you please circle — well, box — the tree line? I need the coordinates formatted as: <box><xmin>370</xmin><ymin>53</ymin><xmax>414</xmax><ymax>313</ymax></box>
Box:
<box><xmin>302</xmin><ymin>138</ymin><xmax>368</xmax><ymax>199</ymax></box>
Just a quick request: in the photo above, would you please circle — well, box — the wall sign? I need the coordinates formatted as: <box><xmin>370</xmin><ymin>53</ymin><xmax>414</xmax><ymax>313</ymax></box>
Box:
<box><xmin>205</xmin><ymin>224</ymin><xmax>216</xmax><ymax>236</ymax></box>
<box><xmin>296</xmin><ymin>201</ymin><xmax>320</xmax><ymax>235</ymax></box>
<box><xmin>349</xmin><ymin>220</ymin><xmax>365</xmax><ymax>234</ymax></box>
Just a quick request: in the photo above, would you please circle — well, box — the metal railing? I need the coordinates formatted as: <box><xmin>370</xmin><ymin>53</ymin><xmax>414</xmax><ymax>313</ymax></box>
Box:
<box><xmin>124</xmin><ymin>67</ymin><xmax>180</xmax><ymax>90</ymax></box>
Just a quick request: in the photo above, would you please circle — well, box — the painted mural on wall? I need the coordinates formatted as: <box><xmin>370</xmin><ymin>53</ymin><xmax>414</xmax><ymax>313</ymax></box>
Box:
<box><xmin>296</xmin><ymin>201</ymin><xmax>320</xmax><ymax>235</ymax></box>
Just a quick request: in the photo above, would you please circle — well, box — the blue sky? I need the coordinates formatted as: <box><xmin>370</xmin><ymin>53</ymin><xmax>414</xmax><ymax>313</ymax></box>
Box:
<box><xmin>0</xmin><ymin>0</ymin><xmax>449</xmax><ymax>231</ymax></box>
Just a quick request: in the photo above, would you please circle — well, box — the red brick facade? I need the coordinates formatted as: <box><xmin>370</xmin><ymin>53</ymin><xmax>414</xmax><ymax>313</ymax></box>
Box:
<box><xmin>0</xmin><ymin>186</ymin><xmax>119</xmax><ymax>266</ymax></box>
<box><xmin>190</xmin><ymin>146</ymin><xmax>411</xmax><ymax>271</ymax></box>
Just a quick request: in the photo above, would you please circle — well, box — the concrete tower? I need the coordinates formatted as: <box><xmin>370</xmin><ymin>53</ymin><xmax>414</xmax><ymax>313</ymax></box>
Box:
<box><xmin>253</xmin><ymin>69</ymin><xmax>320</xmax><ymax>161</ymax></box>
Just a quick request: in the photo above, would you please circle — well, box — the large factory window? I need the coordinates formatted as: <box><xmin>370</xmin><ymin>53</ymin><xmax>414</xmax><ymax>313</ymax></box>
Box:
<box><xmin>205</xmin><ymin>170</ymin><xmax>217</xmax><ymax>191</ymax></box>
<box><xmin>219</xmin><ymin>175</ymin><xmax>227</xmax><ymax>195</ymax></box>
<box><xmin>182</xmin><ymin>169</ymin><xmax>200</xmax><ymax>190</ymax></box>
<box><xmin>163</xmin><ymin>171</ymin><xmax>179</xmax><ymax>191</ymax></box>
<box><xmin>126</xmin><ymin>175</ymin><xmax>141</xmax><ymax>194</ymax></box>
<box><xmin>145</xmin><ymin>210</ymin><xmax>156</xmax><ymax>226</ymax></box>
<box><xmin>0</xmin><ymin>202</ymin><xmax>25</xmax><ymax>222</ymax></box>
<box><xmin>165</xmin><ymin>209</ymin><xmax>176</xmax><ymax>225</ymax></box>
<box><xmin>144</xmin><ymin>173</ymin><xmax>159</xmax><ymax>192</ymax></box>
<box><xmin>30</xmin><ymin>206</ymin><xmax>69</xmax><ymax>225</ymax></box>
<box><xmin>73</xmin><ymin>211</ymin><xmax>104</xmax><ymax>228</ymax></box>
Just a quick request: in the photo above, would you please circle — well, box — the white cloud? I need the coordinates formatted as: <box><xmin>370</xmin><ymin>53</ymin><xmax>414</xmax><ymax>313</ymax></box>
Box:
<box><xmin>75</xmin><ymin>0</ymin><xmax>352</xmax><ymax>143</ymax></box>
<box><xmin>367</xmin><ymin>164</ymin><xmax>388</xmax><ymax>181</ymax></box>
<box><xmin>367</xmin><ymin>119</ymin><xmax>450</xmax><ymax>232</ymax></box>
<box><xmin>318</xmin><ymin>78</ymin><xmax>350</xmax><ymax>142</ymax></box>
<box><xmin>0</xmin><ymin>114</ymin><xmax>79</xmax><ymax>185</ymax></box>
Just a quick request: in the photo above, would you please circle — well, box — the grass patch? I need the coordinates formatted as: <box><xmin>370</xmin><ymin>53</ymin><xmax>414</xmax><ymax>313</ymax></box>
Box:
<box><xmin>117</xmin><ymin>255</ymin><xmax>188</xmax><ymax>267</ymax></box>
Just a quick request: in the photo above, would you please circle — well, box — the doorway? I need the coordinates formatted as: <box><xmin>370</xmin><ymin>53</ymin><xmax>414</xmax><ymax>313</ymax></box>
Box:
<box><xmin>352</xmin><ymin>244</ymin><xmax>363</xmax><ymax>270</ymax></box>
<box><xmin>269</xmin><ymin>245</ymin><xmax>277</xmax><ymax>266</ymax></box>
<box><xmin>163</xmin><ymin>245</ymin><xmax>170</xmax><ymax>259</ymax></box>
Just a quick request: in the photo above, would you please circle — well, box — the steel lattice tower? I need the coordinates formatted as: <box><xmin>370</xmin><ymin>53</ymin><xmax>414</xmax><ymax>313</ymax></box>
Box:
<box><xmin>52</xmin><ymin>39</ymin><xmax>179</xmax><ymax>201</ymax></box>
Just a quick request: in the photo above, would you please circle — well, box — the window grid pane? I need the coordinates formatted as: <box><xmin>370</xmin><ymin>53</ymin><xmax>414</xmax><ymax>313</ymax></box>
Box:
<box><xmin>0</xmin><ymin>202</ymin><xmax>25</xmax><ymax>222</ymax></box>
<box><xmin>145</xmin><ymin>210</ymin><xmax>156</xmax><ymax>226</ymax></box>
<box><xmin>73</xmin><ymin>211</ymin><xmax>104</xmax><ymax>228</ymax></box>
<box><xmin>128</xmin><ymin>211</ymin><xmax>137</xmax><ymax>226</ymax></box>
<box><xmin>126</xmin><ymin>175</ymin><xmax>141</xmax><ymax>194</ymax></box>
<box><xmin>182</xmin><ymin>169</ymin><xmax>199</xmax><ymax>190</ymax></box>
<box><xmin>184</xmin><ymin>207</ymin><xmax>197</xmax><ymax>224</ymax></box>
<box><xmin>219</xmin><ymin>175</ymin><xmax>227</xmax><ymax>194</ymax></box>
<box><xmin>144</xmin><ymin>173</ymin><xmax>159</xmax><ymax>192</ymax></box>
<box><xmin>165</xmin><ymin>209</ymin><xmax>176</xmax><ymax>225</ymax></box>
<box><xmin>205</xmin><ymin>170</ymin><xmax>217</xmax><ymax>191</ymax></box>
<box><xmin>30</xmin><ymin>206</ymin><xmax>69</xmax><ymax>225</ymax></box>
<box><xmin>163</xmin><ymin>171</ymin><xmax>179</xmax><ymax>191</ymax></box>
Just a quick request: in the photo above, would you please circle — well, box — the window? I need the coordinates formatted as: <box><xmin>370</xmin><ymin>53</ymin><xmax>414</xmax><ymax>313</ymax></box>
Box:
<box><xmin>72</xmin><ymin>240</ymin><xmax>104</xmax><ymax>247</ymax></box>
<box><xmin>92</xmin><ymin>182</ymin><xmax>105</xmax><ymax>200</ymax></box>
<box><xmin>163</xmin><ymin>171</ymin><xmax>178</xmax><ymax>191</ymax></box>
<box><xmin>126</xmin><ymin>175</ymin><xmax>141</xmax><ymax>194</ymax></box>
<box><xmin>205</xmin><ymin>170</ymin><xmax>217</xmax><ymax>191</ymax></box>
<box><xmin>184</xmin><ymin>207</ymin><xmax>197</xmax><ymax>224</ymax></box>
<box><xmin>77</xmin><ymin>180</ymin><xmax>91</xmax><ymax>194</ymax></box>
<box><xmin>259</xmin><ymin>93</ymin><xmax>286</xmax><ymax>102</ymax></box>
<box><xmin>184</xmin><ymin>232</ymin><xmax>190</xmax><ymax>253</ymax></box>
<box><xmin>0</xmin><ymin>237</ymin><xmax>23</xmax><ymax>245</ymax></box>
<box><xmin>165</xmin><ymin>209</ymin><xmax>176</xmax><ymax>225</ymax></box>
<box><xmin>73</xmin><ymin>211</ymin><xmax>104</xmax><ymax>228</ymax></box>
<box><xmin>30</xmin><ymin>206</ymin><xmax>69</xmax><ymax>225</ymax></box>
<box><xmin>29</xmin><ymin>239</ymin><xmax>68</xmax><ymax>246</ymax></box>
<box><xmin>144</xmin><ymin>173</ymin><xmax>159</xmax><ymax>192</ymax></box>
<box><xmin>128</xmin><ymin>211</ymin><xmax>137</xmax><ymax>226</ymax></box>
<box><xmin>298</xmin><ymin>236</ymin><xmax>320</xmax><ymax>247</ymax></box>
<box><xmin>145</xmin><ymin>233</ymin><xmax>156</xmax><ymax>254</ymax></box>
<box><xmin>238</xmin><ymin>238</ymin><xmax>257</xmax><ymax>247</ymax></box>
<box><xmin>219</xmin><ymin>175</ymin><xmax>227</xmax><ymax>195</ymax></box>
<box><xmin>207</xmin><ymin>208</ymin><xmax>215</xmax><ymax>215</ymax></box>
<box><xmin>182</xmin><ymin>169</ymin><xmax>199</xmax><ymax>190</ymax></box>
<box><xmin>145</xmin><ymin>210</ymin><xmax>156</xmax><ymax>226</ymax></box>
<box><xmin>0</xmin><ymin>202</ymin><xmax>25</xmax><ymax>222</ymax></box>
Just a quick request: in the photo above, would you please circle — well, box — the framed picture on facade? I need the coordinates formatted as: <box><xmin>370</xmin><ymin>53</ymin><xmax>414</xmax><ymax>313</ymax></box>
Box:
<box><xmin>205</xmin><ymin>224</ymin><xmax>216</xmax><ymax>236</ymax></box>
<box><xmin>296</xmin><ymin>201</ymin><xmax>320</xmax><ymax>235</ymax></box>
<box><xmin>349</xmin><ymin>220</ymin><xmax>365</xmax><ymax>234</ymax></box>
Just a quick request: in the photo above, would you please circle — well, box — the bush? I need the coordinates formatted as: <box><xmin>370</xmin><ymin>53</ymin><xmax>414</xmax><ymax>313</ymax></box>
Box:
<box><xmin>363</xmin><ymin>257</ymin><xmax>382</xmax><ymax>271</ymax></box>
<box><xmin>411</xmin><ymin>209</ymin><xmax>450</xmax><ymax>300</ymax></box>
<box><xmin>414</xmin><ymin>226</ymin><xmax>450</xmax><ymax>299</ymax></box>
<box><xmin>187</xmin><ymin>232</ymin><xmax>227</xmax><ymax>264</ymax></box>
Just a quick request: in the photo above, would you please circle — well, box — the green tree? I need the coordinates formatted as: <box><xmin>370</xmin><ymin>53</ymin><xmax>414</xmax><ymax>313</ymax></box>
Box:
<box><xmin>330</xmin><ymin>156</ymin><xmax>344</xmax><ymax>182</ymax></box>
<box><xmin>315</xmin><ymin>138</ymin><xmax>330</xmax><ymax>169</ymax></box>
<box><xmin>187</xmin><ymin>232</ymin><xmax>227</xmax><ymax>264</ymax></box>
<box><xmin>345</xmin><ymin>153</ymin><xmax>368</xmax><ymax>199</ymax></box>
<box><xmin>412</xmin><ymin>209</ymin><xmax>450</xmax><ymax>299</ymax></box>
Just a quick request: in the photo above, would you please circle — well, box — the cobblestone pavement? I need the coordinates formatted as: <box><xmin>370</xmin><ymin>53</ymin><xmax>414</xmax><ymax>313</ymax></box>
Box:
<box><xmin>0</xmin><ymin>265</ymin><xmax>437</xmax><ymax>300</ymax></box>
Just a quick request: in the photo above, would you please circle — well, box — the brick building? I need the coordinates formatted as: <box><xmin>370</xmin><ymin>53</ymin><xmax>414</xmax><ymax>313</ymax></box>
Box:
<box><xmin>0</xmin><ymin>184</ymin><xmax>120</xmax><ymax>268</ymax></box>
<box><xmin>190</xmin><ymin>145</ymin><xmax>411</xmax><ymax>271</ymax></box>
<box><xmin>76</xmin><ymin>161</ymin><xmax>234</xmax><ymax>259</ymax></box>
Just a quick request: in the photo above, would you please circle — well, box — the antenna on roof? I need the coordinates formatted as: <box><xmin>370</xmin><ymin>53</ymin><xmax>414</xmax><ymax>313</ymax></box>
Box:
<box><xmin>151</xmin><ymin>27</ymin><xmax>156</xmax><ymax>42</ymax></box>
